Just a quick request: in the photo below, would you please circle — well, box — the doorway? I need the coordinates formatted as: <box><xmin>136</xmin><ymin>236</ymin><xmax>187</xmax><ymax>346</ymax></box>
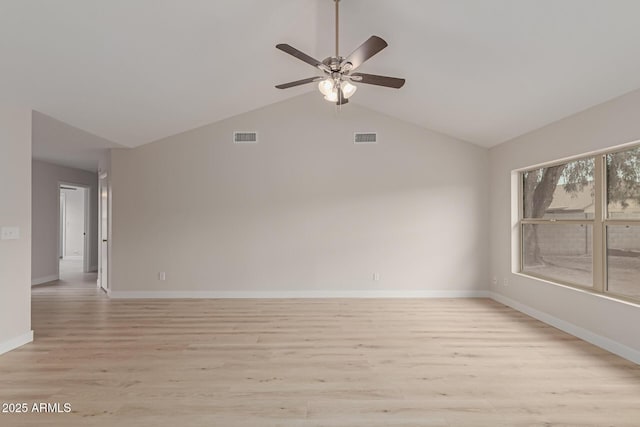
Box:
<box><xmin>58</xmin><ymin>183</ymin><xmax>89</xmax><ymax>281</ymax></box>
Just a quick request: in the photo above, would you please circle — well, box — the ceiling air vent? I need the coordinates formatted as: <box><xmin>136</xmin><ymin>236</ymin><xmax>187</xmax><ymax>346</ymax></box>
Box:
<box><xmin>354</xmin><ymin>132</ymin><xmax>377</xmax><ymax>144</ymax></box>
<box><xmin>233</xmin><ymin>131</ymin><xmax>258</xmax><ymax>144</ymax></box>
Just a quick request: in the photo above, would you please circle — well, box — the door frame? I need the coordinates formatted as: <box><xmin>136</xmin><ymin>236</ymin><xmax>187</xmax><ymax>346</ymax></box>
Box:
<box><xmin>59</xmin><ymin>191</ymin><xmax>66</xmax><ymax>259</ymax></box>
<box><xmin>57</xmin><ymin>181</ymin><xmax>92</xmax><ymax>274</ymax></box>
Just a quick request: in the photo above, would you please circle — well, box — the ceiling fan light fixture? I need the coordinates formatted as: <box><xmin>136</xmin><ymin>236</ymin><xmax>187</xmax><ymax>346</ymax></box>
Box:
<box><xmin>274</xmin><ymin>0</ymin><xmax>405</xmax><ymax>105</ymax></box>
<box><xmin>324</xmin><ymin>88</ymin><xmax>339</xmax><ymax>102</ymax></box>
<box><xmin>340</xmin><ymin>80</ymin><xmax>357</xmax><ymax>99</ymax></box>
<box><xmin>318</xmin><ymin>78</ymin><xmax>335</xmax><ymax>96</ymax></box>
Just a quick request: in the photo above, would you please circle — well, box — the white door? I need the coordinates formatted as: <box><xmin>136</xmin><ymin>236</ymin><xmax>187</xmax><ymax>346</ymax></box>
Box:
<box><xmin>98</xmin><ymin>174</ymin><xmax>109</xmax><ymax>292</ymax></box>
<box><xmin>59</xmin><ymin>192</ymin><xmax>66</xmax><ymax>259</ymax></box>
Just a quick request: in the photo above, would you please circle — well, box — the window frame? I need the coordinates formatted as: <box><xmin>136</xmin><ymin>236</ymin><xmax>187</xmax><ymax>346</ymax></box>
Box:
<box><xmin>518</xmin><ymin>143</ymin><xmax>640</xmax><ymax>304</ymax></box>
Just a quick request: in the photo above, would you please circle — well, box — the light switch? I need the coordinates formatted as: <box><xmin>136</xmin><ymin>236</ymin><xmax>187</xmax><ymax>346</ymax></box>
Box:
<box><xmin>1</xmin><ymin>226</ymin><xmax>20</xmax><ymax>240</ymax></box>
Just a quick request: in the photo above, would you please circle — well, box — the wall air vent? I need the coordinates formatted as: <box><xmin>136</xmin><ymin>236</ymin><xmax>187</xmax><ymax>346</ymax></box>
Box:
<box><xmin>354</xmin><ymin>132</ymin><xmax>377</xmax><ymax>144</ymax></box>
<box><xmin>233</xmin><ymin>131</ymin><xmax>258</xmax><ymax>143</ymax></box>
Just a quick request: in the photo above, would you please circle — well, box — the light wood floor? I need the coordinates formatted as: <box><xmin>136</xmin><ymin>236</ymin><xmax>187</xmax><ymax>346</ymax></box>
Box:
<box><xmin>1</xmin><ymin>273</ymin><xmax>640</xmax><ymax>426</ymax></box>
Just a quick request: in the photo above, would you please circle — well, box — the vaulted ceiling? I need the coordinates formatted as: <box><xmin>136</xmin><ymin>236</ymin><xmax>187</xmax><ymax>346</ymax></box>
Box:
<box><xmin>3</xmin><ymin>0</ymin><xmax>640</xmax><ymax>148</ymax></box>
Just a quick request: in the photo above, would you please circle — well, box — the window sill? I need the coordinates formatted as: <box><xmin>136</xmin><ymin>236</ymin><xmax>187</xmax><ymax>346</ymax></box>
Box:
<box><xmin>513</xmin><ymin>271</ymin><xmax>640</xmax><ymax>308</ymax></box>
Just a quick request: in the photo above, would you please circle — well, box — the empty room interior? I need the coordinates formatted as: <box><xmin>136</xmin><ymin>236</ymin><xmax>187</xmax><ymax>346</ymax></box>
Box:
<box><xmin>2</xmin><ymin>1</ymin><xmax>640</xmax><ymax>425</ymax></box>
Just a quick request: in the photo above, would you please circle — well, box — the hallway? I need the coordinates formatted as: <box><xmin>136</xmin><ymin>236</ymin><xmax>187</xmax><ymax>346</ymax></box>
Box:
<box><xmin>59</xmin><ymin>258</ymin><xmax>92</xmax><ymax>282</ymax></box>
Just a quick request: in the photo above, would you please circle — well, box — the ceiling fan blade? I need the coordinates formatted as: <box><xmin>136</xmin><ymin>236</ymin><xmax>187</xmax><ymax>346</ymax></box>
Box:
<box><xmin>350</xmin><ymin>73</ymin><xmax>405</xmax><ymax>89</ymax></box>
<box><xmin>336</xmin><ymin>87</ymin><xmax>348</xmax><ymax>105</ymax></box>
<box><xmin>275</xmin><ymin>77</ymin><xmax>323</xmax><ymax>89</ymax></box>
<box><xmin>341</xmin><ymin>36</ymin><xmax>388</xmax><ymax>71</ymax></box>
<box><xmin>276</xmin><ymin>44</ymin><xmax>330</xmax><ymax>72</ymax></box>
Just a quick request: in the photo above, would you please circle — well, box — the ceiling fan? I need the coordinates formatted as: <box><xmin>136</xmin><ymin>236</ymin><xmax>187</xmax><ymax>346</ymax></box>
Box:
<box><xmin>275</xmin><ymin>0</ymin><xmax>405</xmax><ymax>105</ymax></box>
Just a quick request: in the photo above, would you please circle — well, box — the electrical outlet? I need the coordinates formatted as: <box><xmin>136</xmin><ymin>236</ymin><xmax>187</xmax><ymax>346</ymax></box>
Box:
<box><xmin>503</xmin><ymin>278</ymin><xmax>509</xmax><ymax>287</ymax></box>
<box><xmin>373</xmin><ymin>273</ymin><xmax>380</xmax><ymax>281</ymax></box>
<box><xmin>158</xmin><ymin>272</ymin><xmax>166</xmax><ymax>281</ymax></box>
<box><xmin>492</xmin><ymin>277</ymin><xmax>498</xmax><ymax>286</ymax></box>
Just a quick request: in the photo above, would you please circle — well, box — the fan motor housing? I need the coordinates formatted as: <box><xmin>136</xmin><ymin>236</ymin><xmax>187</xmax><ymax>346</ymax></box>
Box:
<box><xmin>323</xmin><ymin>56</ymin><xmax>344</xmax><ymax>72</ymax></box>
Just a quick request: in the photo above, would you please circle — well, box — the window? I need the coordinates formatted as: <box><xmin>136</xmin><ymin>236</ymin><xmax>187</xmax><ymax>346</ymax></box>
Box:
<box><xmin>605</xmin><ymin>146</ymin><xmax>640</xmax><ymax>300</ymax></box>
<box><xmin>519</xmin><ymin>145</ymin><xmax>640</xmax><ymax>302</ymax></box>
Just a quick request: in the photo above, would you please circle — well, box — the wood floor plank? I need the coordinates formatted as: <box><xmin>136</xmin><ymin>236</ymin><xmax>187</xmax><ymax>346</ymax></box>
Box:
<box><xmin>1</xmin><ymin>271</ymin><xmax>639</xmax><ymax>426</ymax></box>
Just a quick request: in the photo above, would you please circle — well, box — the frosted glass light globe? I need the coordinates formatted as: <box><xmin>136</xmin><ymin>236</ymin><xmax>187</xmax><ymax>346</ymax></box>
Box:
<box><xmin>318</xmin><ymin>78</ymin><xmax>334</xmax><ymax>96</ymax></box>
<box><xmin>340</xmin><ymin>81</ymin><xmax>357</xmax><ymax>99</ymax></box>
<box><xmin>324</xmin><ymin>88</ymin><xmax>339</xmax><ymax>102</ymax></box>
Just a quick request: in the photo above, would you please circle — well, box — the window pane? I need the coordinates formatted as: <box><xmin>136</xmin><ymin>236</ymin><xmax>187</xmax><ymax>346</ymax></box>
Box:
<box><xmin>607</xmin><ymin>225</ymin><xmax>640</xmax><ymax>299</ymax></box>
<box><xmin>523</xmin><ymin>158</ymin><xmax>595</xmax><ymax>219</ymax></box>
<box><xmin>607</xmin><ymin>146</ymin><xmax>640</xmax><ymax>219</ymax></box>
<box><xmin>522</xmin><ymin>224</ymin><xmax>593</xmax><ymax>287</ymax></box>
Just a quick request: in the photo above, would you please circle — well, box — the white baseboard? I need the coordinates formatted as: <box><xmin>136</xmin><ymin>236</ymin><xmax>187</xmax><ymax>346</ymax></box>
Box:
<box><xmin>89</xmin><ymin>265</ymin><xmax>98</xmax><ymax>272</ymax></box>
<box><xmin>31</xmin><ymin>274</ymin><xmax>59</xmax><ymax>286</ymax></box>
<box><xmin>489</xmin><ymin>292</ymin><xmax>640</xmax><ymax>365</ymax></box>
<box><xmin>0</xmin><ymin>330</ymin><xmax>34</xmax><ymax>356</ymax></box>
<box><xmin>109</xmin><ymin>289</ymin><xmax>491</xmax><ymax>299</ymax></box>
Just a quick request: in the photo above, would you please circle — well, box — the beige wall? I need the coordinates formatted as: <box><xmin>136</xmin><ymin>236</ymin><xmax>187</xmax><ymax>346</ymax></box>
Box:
<box><xmin>489</xmin><ymin>88</ymin><xmax>640</xmax><ymax>359</ymax></box>
<box><xmin>110</xmin><ymin>94</ymin><xmax>489</xmax><ymax>296</ymax></box>
<box><xmin>32</xmin><ymin>160</ymin><xmax>98</xmax><ymax>283</ymax></box>
<box><xmin>0</xmin><ymin>107</ymin><xmax>32</xmax><ymax>353</ymax></box>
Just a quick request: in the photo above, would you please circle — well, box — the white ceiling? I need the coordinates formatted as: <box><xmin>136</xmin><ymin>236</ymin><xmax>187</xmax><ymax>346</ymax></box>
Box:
<box><xmin>3</xmin><ymin>0</ymin><xmax>640</xmax><ymax>148</ymax></box>
<box><xmin>32</xmin><ymin>111</ymin><xmax>122</xmax><ymax>172</ymax></box>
